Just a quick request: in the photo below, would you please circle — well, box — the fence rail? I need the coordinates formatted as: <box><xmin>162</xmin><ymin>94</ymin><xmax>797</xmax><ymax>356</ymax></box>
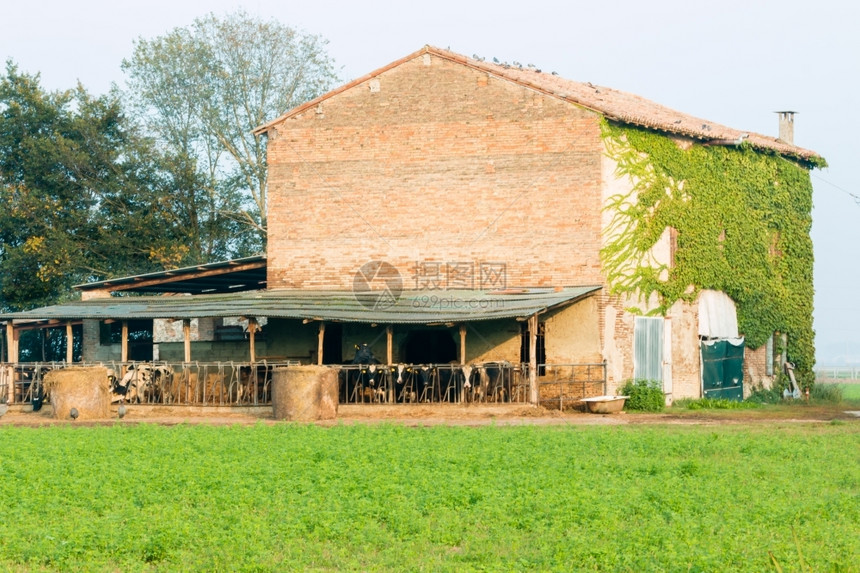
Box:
<box><xmin>1</xmin><ymin>360</ymin><xmax>607</xmax><ymax>409</ymax></box>
<box><xmin>537</xmin><ymin>363</ymin><xmax>607</xmax><ymax>410</ymax></box>
<box><xmin>337</xmin><ymin>362</ymin><xmax>529</xmax><ymax>405</ymax></box>
<box><xmin>0</xmin><ymin>361</ymin><xmax>287</xmax><ymax>407</ymax></box>
<box><xmin>814</xmin><ymin>366</ymin><xmax>860</xmax><ymax>381</ymax></box>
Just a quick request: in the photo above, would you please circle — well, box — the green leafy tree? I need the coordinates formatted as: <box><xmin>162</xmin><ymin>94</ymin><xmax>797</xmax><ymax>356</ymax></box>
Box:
<box><xmin>0</xmin><ymin>62</ymin><xmax>198</xmax><ymax>311</ymax></box>
<box><xmin>122</xmin><ymin>9</ymin><xmax>340</xmax><ymax>253</ymax></box>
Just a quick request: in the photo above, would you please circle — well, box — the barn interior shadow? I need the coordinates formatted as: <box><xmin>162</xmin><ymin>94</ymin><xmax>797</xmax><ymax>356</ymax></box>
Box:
<box><xmin>403</xmin><ymin>330</ymin><xmax>457</xmax><ymax>364</ymax></box>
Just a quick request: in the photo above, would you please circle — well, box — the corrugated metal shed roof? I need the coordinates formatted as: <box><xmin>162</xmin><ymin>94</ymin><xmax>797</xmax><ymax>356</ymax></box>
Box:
<box><xmin>1</xmin><ymin>286</ymin><xmax>602</xmax><ymax>324</ymax></box>
<box><xmin>73</xmin><ymin>255</ymin><xmax>267</xmax><ymax>294</ymax></box>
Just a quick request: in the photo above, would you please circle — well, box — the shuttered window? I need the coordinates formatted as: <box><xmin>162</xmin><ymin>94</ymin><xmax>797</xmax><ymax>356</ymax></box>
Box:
<box><xmin>634</xmin><ymin>317</ymin><xmax>663</xmax><ymax>382</ymax></box>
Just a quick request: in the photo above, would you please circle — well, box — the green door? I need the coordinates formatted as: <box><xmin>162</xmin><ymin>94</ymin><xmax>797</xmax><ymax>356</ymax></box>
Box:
<box><xmin>701</xmin><ymin>338</ymin><xmax>744</xmax><ymax>401</ymax></box>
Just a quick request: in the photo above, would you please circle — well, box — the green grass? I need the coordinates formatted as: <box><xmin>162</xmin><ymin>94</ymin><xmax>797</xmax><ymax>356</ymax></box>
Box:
<box><xmin>810</xmin><ymin>382</ymin><xmax>860</xmax><ymax>402</ymax></box>
<box><xmin>840</xmin><ymin>383</ymin><xmax>860</xmax><ymax>401</ymax></box>
<box><xmin>673</xmin><ymin>397</ymin><xmax>760</xmax><ymax>410</ymax></box>
<box><xmin>0</xmin><ymin>423</ymin><xmax>858</xmax><ymax>571</ymax></box>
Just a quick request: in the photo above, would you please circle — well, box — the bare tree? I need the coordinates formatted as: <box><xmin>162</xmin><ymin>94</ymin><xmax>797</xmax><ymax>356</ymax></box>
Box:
<box><xmin>122</xmin><ymin>10</ymin><xmax>339</xmax><ymax>254</ymax></box>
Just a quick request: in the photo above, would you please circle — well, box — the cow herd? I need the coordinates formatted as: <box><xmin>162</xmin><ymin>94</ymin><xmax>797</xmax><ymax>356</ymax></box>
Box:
<box><xmin>108</xmin><ymin>361</ymin><xmax>520</xmax><ymax>406</ymax></box>
<box><xmin>12</xmin><ymin>353</ymin><xmax>524</xmax><ymax>408</ymax></box>
<box><xmin>107</xmin><ymin>363</ymin><xmax>272</xmax><ymax>405</ymax></box>
<box><xmin>341</xmin><ymin>344</ymin><xmax>520</xmax><ymax>405</ymax></box>
<box><xmin>17</xmin><ymin>363</ymin><xmax>272</xmax><ymax>407</ymax></box>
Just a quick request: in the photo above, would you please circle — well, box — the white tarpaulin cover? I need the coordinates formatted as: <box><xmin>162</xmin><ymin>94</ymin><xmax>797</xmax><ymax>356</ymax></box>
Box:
<box><xmin>698</xmin><ymin>290</ymin><xmax>739</xmax><ymax>339</ymax></box>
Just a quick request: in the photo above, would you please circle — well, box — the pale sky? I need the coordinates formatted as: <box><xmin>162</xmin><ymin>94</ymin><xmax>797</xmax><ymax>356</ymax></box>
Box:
<box><xmin>3</xmin><ymin>0</ymin><xmax>859</xmax><ymax>364</ymax></box>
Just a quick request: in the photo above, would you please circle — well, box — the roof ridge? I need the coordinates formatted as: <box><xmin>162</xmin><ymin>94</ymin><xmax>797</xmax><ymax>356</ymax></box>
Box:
<box><xmin>253</xmin><ymin>45</ymin><xmax>820</xmax><ymax>163</ymax></box>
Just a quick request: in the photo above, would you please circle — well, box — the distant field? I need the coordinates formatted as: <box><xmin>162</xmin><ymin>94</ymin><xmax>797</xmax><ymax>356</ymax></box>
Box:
<box><xmin>841</xmin><ymin>383</ymin><xmax>860</xmax><ymax>400</ymax></box>
<box><xmin>815</xmin><ymin>379</ymin><xmax>860</xmax><ymax>401</ymax></box>
<box><xmin>815</xmin><ymin>366</ymin><xmax>860</xmax><ymax>381</ymax></box>
<box><xmin>0</xmin><ymin>423</ymin><xmax>857</xmax><ymax>571</ymax></box>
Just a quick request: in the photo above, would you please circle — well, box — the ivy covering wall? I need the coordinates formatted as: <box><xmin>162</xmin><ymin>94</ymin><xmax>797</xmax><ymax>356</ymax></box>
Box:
<box><xmin>601</xmin><ymin>121</ymin><xmax>824</xmax><ymax>387</ymax></box>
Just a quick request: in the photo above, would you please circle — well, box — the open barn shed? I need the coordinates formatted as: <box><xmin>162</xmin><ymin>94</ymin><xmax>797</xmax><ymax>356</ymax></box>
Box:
<box><xmin>1</xmin><ymin>256</ymin><xmax>606</xmax><ymax>410</ymax></box>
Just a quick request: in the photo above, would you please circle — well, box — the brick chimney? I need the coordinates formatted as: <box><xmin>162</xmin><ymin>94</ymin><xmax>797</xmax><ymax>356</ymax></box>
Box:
<box><xmin>776</xmin><ymin>111</ymin><xmax>796</xmax><ymax>144</ymax></box>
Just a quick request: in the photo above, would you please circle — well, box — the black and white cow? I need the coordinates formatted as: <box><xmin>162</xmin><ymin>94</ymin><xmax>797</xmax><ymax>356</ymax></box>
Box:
<box><xmin>344</xmin><ymin>344</ymin><xmax>384</xmax><ymax>403</ymax></box>
<box><xmin>351</xmin><ymin>344</ymin><xmax>377</xmax><ymax>366</ymax></box>
<box><xmin>415</xmin><ymin>365</ymin><xmax>436</xmax><ymax>402</ymax></box>
<box><xmin>112</xmin><ymin>364</ymin><xmax>174</xmax><ymax>404</ymax></box>
<box><xmin>390</xmin><ymin>364</ymin><xmax>416</xmax><ymax>403</ymax></box>
<box><xmin>436</xmin><ymin>363</ymin><xmax>474</xmax><ymax>403</ymax></box>
<box><xmin>482</xmin><ymin>361</ymin><xmax>513</xmax><ymax>402</ymax></box>
<box><xmin>357</xmin><ymin>364</ymin><xmax>387</xmax><ymax>403</ymax></box>
<box><xmin>462</xmin><ymin>364</ymin><xmax>479</xmax><ymax>403</ymax></box>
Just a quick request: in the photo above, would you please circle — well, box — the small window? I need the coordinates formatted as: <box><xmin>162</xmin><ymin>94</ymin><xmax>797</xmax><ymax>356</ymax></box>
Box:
<box><xmin>766</xmin><ymin>334</ymin><xmax>774</xmax><ymax>376</ymax></box>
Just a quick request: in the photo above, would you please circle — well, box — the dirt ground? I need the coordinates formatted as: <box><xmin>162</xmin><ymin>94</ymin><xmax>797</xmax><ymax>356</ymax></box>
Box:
<box><xmin>1</xmin><ymin>402</ymin><xmax>858</xmax><ymax>428</ymax></box>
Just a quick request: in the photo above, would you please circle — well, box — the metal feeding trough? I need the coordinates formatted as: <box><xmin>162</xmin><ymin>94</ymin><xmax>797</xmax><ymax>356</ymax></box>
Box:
<box><xmin>581</xmin><ymin>395</ymin><xmax>629</xmax><ymax>414</ymax></box>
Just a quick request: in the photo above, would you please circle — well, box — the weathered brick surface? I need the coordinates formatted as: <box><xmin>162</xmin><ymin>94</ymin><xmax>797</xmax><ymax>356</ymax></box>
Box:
<box><xmin>744</xmin><ymin>344</ymin><xmax>776</xmax><ymax>392</ymax></box>
<box><xmin>261</xmin><ymin>52</ymin><xmax>724</xmax><ymax>399</ymax></box>
<box><xmin>266</xmin><ymin>54</ymin><xmax>604</xmax><ymax>290</ymax></box>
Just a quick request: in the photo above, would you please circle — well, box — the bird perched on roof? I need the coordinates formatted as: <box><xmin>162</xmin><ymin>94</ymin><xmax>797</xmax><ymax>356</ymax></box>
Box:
<box><xmin>70</xmin><ymin>407</ymin><xmax>79</xmax><ymax>421</ymax></box>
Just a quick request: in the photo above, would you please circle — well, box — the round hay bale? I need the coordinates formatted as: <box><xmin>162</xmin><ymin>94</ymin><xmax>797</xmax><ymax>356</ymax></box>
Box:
<box><xmin>43</xmin><ymin>367</ymin><xmax>111</xmax><ymax>420</ymax></box>
<box><xmin>271</xmin><ymin>366</ymin><xmax>338</xmax><ymax>421</ymax></box>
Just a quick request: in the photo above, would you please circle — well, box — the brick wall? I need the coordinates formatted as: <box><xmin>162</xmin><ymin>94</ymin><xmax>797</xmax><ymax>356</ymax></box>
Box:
<box><xmin>745</xmin><ymin>344</ymin><xmax>775</xmax><ymax>392</ymax></box>
<box><xmin>266</xmin><ymin>53</ymin><xmax>605</xmax><ymax>290</ymax></box>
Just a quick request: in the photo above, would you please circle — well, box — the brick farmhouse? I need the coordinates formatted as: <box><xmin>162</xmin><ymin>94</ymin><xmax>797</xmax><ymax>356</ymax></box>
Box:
<box><xmin>1</xmin><ymin>46</ymin><xmax>822</xmax><ymax>405</ymax></box>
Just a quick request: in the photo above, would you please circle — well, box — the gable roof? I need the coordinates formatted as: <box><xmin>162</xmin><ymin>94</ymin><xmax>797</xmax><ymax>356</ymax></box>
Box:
<box><xmin>254</xmin><ymin>45</ymin><xmax>821</xmax><ymax>164</ymax></box>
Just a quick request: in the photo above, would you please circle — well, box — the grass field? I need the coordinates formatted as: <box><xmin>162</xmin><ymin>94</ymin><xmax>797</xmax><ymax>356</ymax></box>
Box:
<box><xmin>0</xmin><ymin>423</ymin><xmax>857</xmax><ymax>571</ymax></box>
<box><xmin>840</xmin><ymin>383</ymin><xmax>860</xmax><ymax>401</ymax></box>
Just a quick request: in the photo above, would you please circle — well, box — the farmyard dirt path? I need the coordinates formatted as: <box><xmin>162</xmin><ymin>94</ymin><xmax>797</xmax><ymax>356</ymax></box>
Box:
<box><xmin>1</xmin><ymin>402</ymin><xmax>858</xmax><ymax>427</ymax></box>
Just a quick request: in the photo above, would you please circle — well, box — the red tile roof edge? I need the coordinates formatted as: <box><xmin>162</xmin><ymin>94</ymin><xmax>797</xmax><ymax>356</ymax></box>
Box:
<box><xmin>253</xmin><ymin>45</ymin><xmax>820</xmax><ymax>162</ymax></box>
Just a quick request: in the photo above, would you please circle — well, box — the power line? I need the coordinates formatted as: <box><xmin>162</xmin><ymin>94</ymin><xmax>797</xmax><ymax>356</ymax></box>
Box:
<box><xmin>812</xmin><ymin>173</ymin><xmax>860</xmax><ymax>206</ymax></box>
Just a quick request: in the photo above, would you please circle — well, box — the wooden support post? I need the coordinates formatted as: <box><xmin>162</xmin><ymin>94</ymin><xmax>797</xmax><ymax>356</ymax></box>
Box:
<box><xmin>248</xmin><ymin>318</ymin><xmax>257</xmax><ymax>363</ymax></box>
<box><xmin>5</xmin><ymin>322</ymin><xmax>16</xmax><ymax>405</ymax></box>
<box><xmin>317</xmin><ymin>322</ymin><xmax>325</xmax><ymax>366</ymax></box>
<box><xmin>459</xmin><ymin>324</ymin><xmax>467</xmax><ymax>365</ymax></box>
<box><xmin>1</xmin><ymin>364</ymin><xmax>9</xmax><ymax>405</ymax></box>
<box><xmin>386</xmin><ymin>326</ymin><xmax>393</xmax><ymax>365</ymax></box>
<box><xmin>121</xmin><ymin>321</ymin><xmax>129</xmax><ymax>363</ymax></box>
<box><xmin>386</xmin><ymin>326</ymin><xmax>394</xmax><ymax>403</ymax></box>
<box><xmin>183</xmin><ymin>319</ymin><xmax>192</xmax><ymax>363</ymax></box>
<box><xmin>6</xmin><ymin>322</ymin><xmax>17</xmax><ymax>363</ymax></box>
<box><xmin>66</xmin><ymin>322</ymin><xmax>74</xmax><ymax>364</ymax></box>
<box><xmin>528</xmin><ymin>314</ymin><xmax>538</xmax><ymax>405</ymax></box>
